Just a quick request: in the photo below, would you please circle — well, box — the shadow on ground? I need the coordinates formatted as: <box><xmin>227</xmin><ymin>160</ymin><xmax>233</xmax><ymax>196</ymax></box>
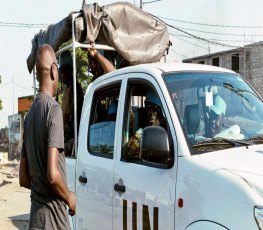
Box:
<box><xmin>9</xmin><ymin>214</ymin><xmax>29</xmax><ymax>230</ymax></box>
<box><xmin>2</xmin><ymin>163</ymin><xmax>17</xmax><ymax>168</ymax></box>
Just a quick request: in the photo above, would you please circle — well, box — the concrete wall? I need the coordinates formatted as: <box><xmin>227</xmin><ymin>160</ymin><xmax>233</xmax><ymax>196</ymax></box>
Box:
<box><xmin>0</xmin><ymin>152</ymin><xmax>8</xmax><ymax>165</ymax></box>
<box><xmin>249</xmin><ymin>45</ymin><xmax>263</xmax><ymax>96</ymax></box>
<box><xmin>183</xmin><ymin>43</ymin><xmax>263</xmax><ymax>97</ymax></box>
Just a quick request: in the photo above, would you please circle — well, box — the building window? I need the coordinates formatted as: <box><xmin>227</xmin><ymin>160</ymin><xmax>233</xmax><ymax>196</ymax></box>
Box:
<box><xmin>198</xmin><ymin>60</ymin><xmax>205</xmax><ymax>64</ymax></box>
<box><xmin>232</xmin><ymin>53</ymin><xmax>239</xmax><ymax>73</ymax></box>
<box><xmin>212</xmin><ymin>57</ymin><xmax>220</xmax><ymax>67</ymax></box>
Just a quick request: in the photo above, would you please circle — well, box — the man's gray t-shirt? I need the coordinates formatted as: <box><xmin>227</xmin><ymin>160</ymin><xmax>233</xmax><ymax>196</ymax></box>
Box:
<box><xmin>21</xmin><ymin>93</ymin><xmax>70</xmax><ymax>229</ymax></box>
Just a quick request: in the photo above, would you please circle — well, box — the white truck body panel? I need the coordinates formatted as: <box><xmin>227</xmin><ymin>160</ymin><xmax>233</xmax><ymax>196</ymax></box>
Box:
<box><xmin>66</xmin><ymin>63</ymin><xmax>263</xmax><ymax>230</ymax></box>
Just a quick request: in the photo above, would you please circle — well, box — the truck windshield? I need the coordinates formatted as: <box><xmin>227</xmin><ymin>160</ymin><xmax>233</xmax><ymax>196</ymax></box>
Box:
<box><xmin>163</xmin><ymin>71</ymin><xmax>263</xmax><ymax>153</ymax></box>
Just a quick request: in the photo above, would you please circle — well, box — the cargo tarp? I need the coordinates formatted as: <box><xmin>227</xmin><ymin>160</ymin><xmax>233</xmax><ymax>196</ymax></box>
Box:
<box><xmin>27</xmin><ymin>2</ymin><xmax>170</xmax><ymax>73</ymax></box>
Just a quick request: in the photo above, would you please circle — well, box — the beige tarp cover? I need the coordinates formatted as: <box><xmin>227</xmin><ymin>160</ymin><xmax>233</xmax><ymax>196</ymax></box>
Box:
<box><xmin>27</xmin><ymin>2</ymin><xmax>170</xmax><ymax>73</ymax></box>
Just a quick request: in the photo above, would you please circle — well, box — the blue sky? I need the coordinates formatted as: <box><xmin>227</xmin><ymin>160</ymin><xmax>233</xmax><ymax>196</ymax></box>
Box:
<box><xmin>1</xmin><ymin>0</ymin><xmax>263</xmax><ymax>127</ymax></box>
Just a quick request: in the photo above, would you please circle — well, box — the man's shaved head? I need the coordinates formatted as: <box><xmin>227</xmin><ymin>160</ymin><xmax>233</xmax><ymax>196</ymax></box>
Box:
<box><xmin>35</xmin><ymin>44</ymin><xmax>59</xmax><ymax>97</ymax></box>
<box><xmin>36</xmin><ymin>44</ymin><xmax>56</xmax><ymax>82</ymax></box>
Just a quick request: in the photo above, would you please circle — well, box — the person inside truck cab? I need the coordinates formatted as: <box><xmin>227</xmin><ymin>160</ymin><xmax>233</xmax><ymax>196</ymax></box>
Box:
<box><xmin>88</xmin><ymin>48</ymin><xmax>115</xmax><ymax>80</ymax></box>
<box><xmin>144</xmin><ymin>89</ymin><xmax>166</xmax><ymax>127</ymax></box>
<box><xmin>205</xmin><ymin>95</ymin><xmax>227</xmax><ymax>138</ymax></box>
<box><xmin>123</xmin><ymin>88</ymin><xmax>166</xmax><ymax>160</ymax></box>
<box><xmin>107</xmin><ymin>99</ymin><xmax>118</xmax><ymax>121</ymax></box>
<box><xmin>59</xmin><ymin>50</ymin><xmax>84</xmax><ymax>156</ymax></box>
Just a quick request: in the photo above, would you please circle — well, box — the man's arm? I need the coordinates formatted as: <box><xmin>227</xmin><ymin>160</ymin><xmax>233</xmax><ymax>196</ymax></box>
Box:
<box><xmin>19</xmin><ymin>156</ymin><xmax>31</xmax><ymax>190</ymax></box>
<box><xmin>47</xmin><ymin>147</ymin><xmax>76</xmax><ymax>215</ymax></box>
<box><xmin>89</xmin><ymin>48</ymin><xmax>115</xmax><ymax>73</ymax></box>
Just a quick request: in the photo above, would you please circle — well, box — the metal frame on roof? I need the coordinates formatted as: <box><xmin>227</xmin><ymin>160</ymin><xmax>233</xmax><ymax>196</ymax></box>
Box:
<box><xmin>32</xmin><ymin>12</ymin><xmax>115</xmax><ymax>158</ymax></box>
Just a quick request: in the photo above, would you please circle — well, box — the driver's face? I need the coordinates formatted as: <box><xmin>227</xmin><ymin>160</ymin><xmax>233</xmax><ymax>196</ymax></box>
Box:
<box><xmin>146</xmin><ymin>103</ymin><xmax>160</xmax><ymax>126</ymax></box>
<box><xmin>209</xmin><ymin>112</ymin><xmax>223</xmax><ymax>137</ymax></box>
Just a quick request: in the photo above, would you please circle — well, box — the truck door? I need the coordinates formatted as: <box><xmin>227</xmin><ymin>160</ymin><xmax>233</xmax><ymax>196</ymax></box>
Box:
<box><xmin>76</xmin><ymin>81</ymin><xmax>122</xmax><ymax>230</ymax></box>
<box><xmin>113</xmin><ymin>76</ymin><xmax>177</xmax><ymax>230</ymax></box>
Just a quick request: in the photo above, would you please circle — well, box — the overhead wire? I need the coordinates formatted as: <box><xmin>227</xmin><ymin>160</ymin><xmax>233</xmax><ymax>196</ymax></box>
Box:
<box><xmin>148</xmin><ymin>12</ymin><xmax>243</xmax><ymax>49</ymax></box>
<box><xmin>173</xmin><ymin>34</ymin><xmax>255</xmax><ymax>43</ymax></box>
<box><xmin>1</xmin><ymin>16</ymin><xmax>261</xmax><ymax>45</ymax></box>
<box><xmin>14</xmin><ymin>82</ymin><xmax>33</xmax><ymax>92</ymax></box>
<box><xmin>166</xmin><ymin>22</ymin><xmax>240</xmax><ymax>48</ymax></box>
<box><xmin>0</xmin><ymin>81</ymin><xmax>12</xmax><ymax>88</ymax></box>
<box><xmin>169</xmin><ymin>32</ymin><xmax>213</xmax><ymax>51</ymax></box>
<box><xmin>1</xmin><ymin>12</ymin><xmax>261</xmax><ymax>59</ymax></box>
<box><xmin>169</xmin><ymin>48</ymin><xmax>189</xmax><ymax>59</ymax></box>
<box><xmin>0</xmin><ymin>79</ymin><xmax>33</xmax><ymax>91</ymax></box>
<box><xmin>157</xmin><ymin>16</ymin><xmax>263</xmax><ymax>29</ymax></box>
<box><xmin>0</xmin><ymin>21</ymin><xmax>50</xmax><ymax>28</ymax></box>
<box><xmin>148</xmin><ymin>13</ymin><xmax>263</xmax><ymax>52</ymax></box>
<box><xmin>168</xmin><ymin>24</ymin><xmax>261</xmax><ymax>48</ymax></box>
<box><xmin>170</xmin><ymin>25</ymin><xmax>263</xmax><ymax>37</ymax></box>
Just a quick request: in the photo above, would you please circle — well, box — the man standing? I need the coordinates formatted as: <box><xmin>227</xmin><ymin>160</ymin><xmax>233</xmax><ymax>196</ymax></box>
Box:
<box><xmin>59</xmin><ymin>50</ymin><xmax>84</xmax><ymax>156</ymax></box>
<box><xmin>19</xmin><ymin>44</ymin><xmax>76</xmax><ymax>229</ymax></box>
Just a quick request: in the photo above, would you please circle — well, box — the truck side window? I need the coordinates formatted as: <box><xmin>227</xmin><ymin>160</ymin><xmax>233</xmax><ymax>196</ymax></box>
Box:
<box><xmin>88</xmin><ymin>83</ymin><xmax>121</xmax><ymax>158</ymax></box>
<box><xmin>122</xmin><ymin>81</ymin><xmax>172</xmax><ymax>165</ymax></box>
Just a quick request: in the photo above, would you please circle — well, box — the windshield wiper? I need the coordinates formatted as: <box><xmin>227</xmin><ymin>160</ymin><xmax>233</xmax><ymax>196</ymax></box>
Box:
<box><xmin>223</xmin><ymin>83</ymin><xmax>257</xmax><ymax>98</ymax></box>
<box><xmin>192</xmin><ymin>137</ymin><xmax>254</xmax><ymax>151</ymax></box>
<box><xmin>245</xmin><ymin>135</ymin><xmax>263</xmax><ymax>144</ymax></box>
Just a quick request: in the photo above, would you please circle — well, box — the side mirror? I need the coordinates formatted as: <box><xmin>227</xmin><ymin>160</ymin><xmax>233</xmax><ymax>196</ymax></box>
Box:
<box><xmin>141</xmin><ymin>126</ymin><xmax>172</xmax><ymax>168</ymax></box>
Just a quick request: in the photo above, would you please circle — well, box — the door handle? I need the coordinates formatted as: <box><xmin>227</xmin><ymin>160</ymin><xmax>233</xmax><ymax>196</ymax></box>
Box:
<box><xmin>114</xmin><ymin>183</ymin><xmax>126</xmax><ymax>193</ymax></box>
<box><xmin>79</xmin><ymin>175</ymin><xmax>87</xmax><ymax>184</ymax></box>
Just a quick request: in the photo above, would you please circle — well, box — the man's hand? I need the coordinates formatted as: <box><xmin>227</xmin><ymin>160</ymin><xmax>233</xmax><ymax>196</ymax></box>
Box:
<box><xmin>47</xmin><ymin>147</ymin><xmax>76</xmax><ymax>216</ymax></box>
<box><xmin>67</xmin><ymin>191</ymin><xmax>76</xmax><ymax>216</ymax></box>
<box><xmin>88</xmin><ymin>48</ymin><xmax>98</xmax><ymax>58</ymax></box>
<box><xmin>87</xmin><ymin>47</ymin><xmax>115</xmax><ymax>73</ymax></box>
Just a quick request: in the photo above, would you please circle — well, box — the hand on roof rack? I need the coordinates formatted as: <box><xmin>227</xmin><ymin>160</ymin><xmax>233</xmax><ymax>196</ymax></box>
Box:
<box><xmin>87</xmin><ymin>47</ymin><xmax>99</xmax><ymax>58</ymax></box>
<box><xmin>87</xmin><ymin>47</ymin><xmax>115</xmax><ymax>79</ymax></box>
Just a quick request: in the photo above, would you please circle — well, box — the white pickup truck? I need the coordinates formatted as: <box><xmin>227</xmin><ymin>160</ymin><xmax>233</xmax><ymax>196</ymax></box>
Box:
<box><xmin>26</xmin><ymin>3</ymin><xmax>263</xmax><ymax>229</ymax></box>
<box><xmin>66</xmin><ymin>62</ymin><xmax>263</xmax><ymax>230</ymax></box>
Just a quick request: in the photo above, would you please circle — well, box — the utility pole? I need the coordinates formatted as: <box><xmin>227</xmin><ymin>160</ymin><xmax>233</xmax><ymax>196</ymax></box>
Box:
<box><xmin>9</xmin><ymin>77</ymin><xmax>15</xmax><ymax>160</ymax></box>
<box><xmin>12</xmin><ymin>77</ymin><xmax>15</xmax><ymax>160</ymax></box>
<box><xmin>243</xmin><ymin>47</ymin><xmax>246</xmax><ymax>79</ymax></box>
<box><xmin>33</xmin><ymin>66</ymin><xmax>37</xmax><ymax>99</ymax></box>
<box><xmin>243</xmin><ymin>32</ymin><xmax>246</xmax><ymax>79</ymax></box>
<box><xmin>12</xmin><ymin>77</ymin><xmax>14</xmax><ymax>124</ymax></box>
<box><xmin>140</xmin><ymin>0</ymin><xmax>161</xmax><ymax>9</ymax></box>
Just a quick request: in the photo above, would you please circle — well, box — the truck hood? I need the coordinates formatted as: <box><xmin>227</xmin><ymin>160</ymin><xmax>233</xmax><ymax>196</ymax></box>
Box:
<box><xmin>199</xmin><ymin>145</ymin><xmax>263</xmax><ymax>197</ymax></box>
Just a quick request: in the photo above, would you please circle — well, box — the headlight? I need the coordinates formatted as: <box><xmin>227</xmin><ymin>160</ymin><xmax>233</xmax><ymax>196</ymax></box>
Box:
<box><xmin>255</xmin><ymin>206</ymin><xmax>263</xmax><ymax>230</ymax></box>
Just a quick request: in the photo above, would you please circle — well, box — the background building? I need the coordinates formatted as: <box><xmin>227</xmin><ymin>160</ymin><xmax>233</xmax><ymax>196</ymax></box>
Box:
<box><xmin>18</xmin><ymin>95</ymin><xmax>34</xmax><ymax>114</ymax></box>
<box><xmin>8</xmin><ymin>95</ymin><xmax>33</xmax><ymax>160</ymax></box>
<box><xmin>183</xmin><ymin>41</ymin><xmax>263</xmax><ymax>96</ymax></box>
<box><xmin>8</xmin><ymin>114</ymin><xmax>23</xmax><ymax>160</ymax></box>
<box><xmin>0</xmin><ymin>127</ymin><xmax>9</xmax><ymax>153</ymax></box>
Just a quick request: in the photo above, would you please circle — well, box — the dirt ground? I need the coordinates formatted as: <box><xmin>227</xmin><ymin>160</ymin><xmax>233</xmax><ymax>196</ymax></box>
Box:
<box><xmin>0</xmin><ymin>152</ymin><xmax>30</xmax><ymax>230</ymax></box>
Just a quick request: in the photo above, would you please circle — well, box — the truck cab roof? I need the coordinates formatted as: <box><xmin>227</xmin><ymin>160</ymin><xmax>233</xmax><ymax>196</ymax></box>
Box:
<box><xmin>93</xmin><ymin>62</ymin><xmax>236</xmax><ymax>84</ymax></box>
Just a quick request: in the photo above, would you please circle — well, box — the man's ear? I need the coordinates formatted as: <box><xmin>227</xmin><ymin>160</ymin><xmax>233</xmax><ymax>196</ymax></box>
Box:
<box><xmin>50</xmin><ymin>63</ymin><xmax>56</xmax><ymax>81</ymax></box>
